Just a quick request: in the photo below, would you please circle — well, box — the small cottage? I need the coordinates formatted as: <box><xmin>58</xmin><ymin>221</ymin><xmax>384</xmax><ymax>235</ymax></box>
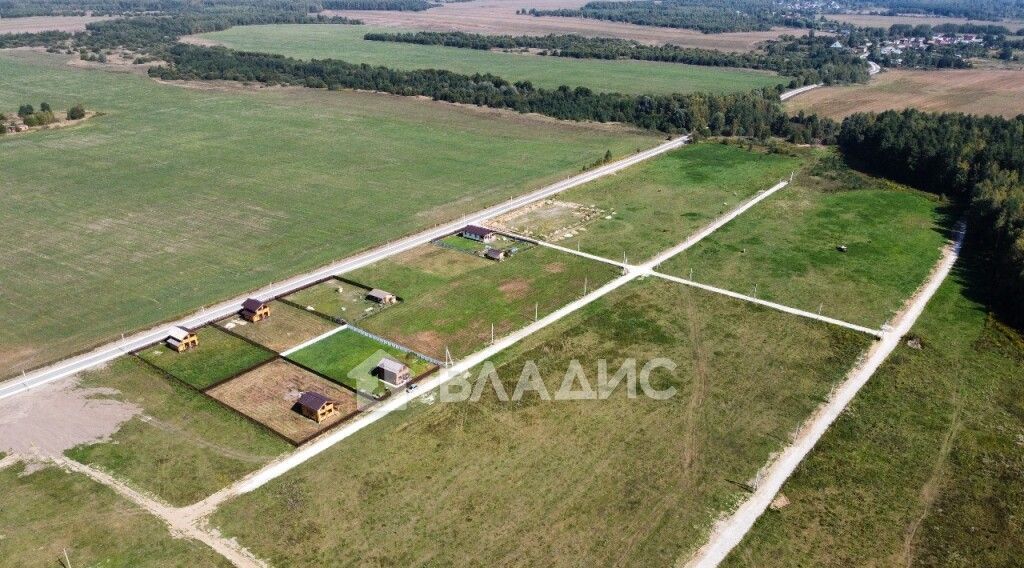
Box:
<box><xmin>366</xmin><ymin>288</ymin><xmax>397</xmax><ymax>305</ymax></box>
<box><xmin>374</xmin><ymin>357</ymin><xmax>411</xmax><ymax>386</ymax></box>
<box><xmin>240</xmin><ymin>298</ymin><xmax>271</xmax><ymax>322</ymax></box>
<box><xmin>295</xmin><ymin>391</ymin><xmax>339</xmax><ymax>423</ymax></box>
<box><xmin>484</xmin><ymin>248</ymin><xmax>506</xmax><ymax>262</ymax></box>
<box><xmin>166</xmin><ymin>326</ymin><xmax>198</xmax><ymax>352</ymax></box>
<box><xmin>460</xmin><ymin>225</ymin><xmax>496</xmax><ymax>243</ymax></box>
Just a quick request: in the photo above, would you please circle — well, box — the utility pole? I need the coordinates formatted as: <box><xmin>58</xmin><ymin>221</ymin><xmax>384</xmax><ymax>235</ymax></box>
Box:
<box><xmin>689</xmin><ymin>267</ymin><xmax>693</xmax><ymax>280</ymax></box>
<box><xmin>584</xmin><ymin>276</ymin><xmax>588</xmax><ymax>296</ymax></box>
<box><xmin>63</xmin><ymin>549</ymin><xmax>72</xmax><ymax>568</ymax></box>
<box><xmin>535</xmin><ymin>302</ymin><xmax>539</xmax><ymax>322</ymax></box>
<box><xmin>491</xmin><ymin>323</ymin><xmax>495</xmax><ymax>345</ymax></box>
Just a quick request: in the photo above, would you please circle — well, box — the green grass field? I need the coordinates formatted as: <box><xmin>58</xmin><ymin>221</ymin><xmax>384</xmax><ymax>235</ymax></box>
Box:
<box><xmin>211</xmin><ymin>278</ymin><xmax>869</xmax><ymax>566</ymax></box>
<box><xmin>286</xmin><ymin>328</ymin><xmax>433</xmax><ymax>396</ymax></box>
<box><xmin>505</xmin><ymin>142</ymin><xmax>804</xmax><ymax>261</ymax></box>
<box><xmin>346</xmin><ymin>243</ymin><xmax>620</xmax><ymax>359</ymax></box>
<box><xmin>136</xmin><ymin>326</ymin><xmax>274</xmax><ymax>390</ymax></box>
<box><xmin>0</xmin><ymin>462</ymin><xmax>229</xmax><ymax>567</ymax></box>
<box><xmin>724</xmin><ymin>252</ymin><xmax>1024</xmax><ymax>567</ymax></box>
<box><xmin>65</xmin><ymin>357</ymin><xmax>290</xmax><ymax>506</ymax></box>
<box><xmin>660</xmin><ymin>152</ymin><xmax>950</xmax><ymax>327</ymax></box>
<box><xmin>0</xmin><ymin>51</ymin><xmax>657</xmax><ymax>377</ymax></box>
<box><xmin>197</xmin><ymin>24</ymin><xmax>788</xmax><ymax>96</ymax></box>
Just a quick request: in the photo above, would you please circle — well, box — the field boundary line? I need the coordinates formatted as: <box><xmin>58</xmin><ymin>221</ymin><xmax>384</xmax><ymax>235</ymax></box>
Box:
<box><xmin>681</xmin><ymin>221</ymin><xmax>965</xmax><ymax>568</ymax></box>
<box><xmin>650</xmin><ymin>272</ymin><xmax>883</xmax><ymax>337</ymax></box>
<box><xmin>279</xmin><ymin>324</ymin><xmax>350</xmax><ymax>357</ymax></box>
<box><xmin>345</xmin><ymin>325</ymin><xmax>446</xmax><ymax>367</ymax></box>
<box><xmin>0</xmin><ymin>135</ymin><xmax>689</xmax><ymax>401</ymax></box>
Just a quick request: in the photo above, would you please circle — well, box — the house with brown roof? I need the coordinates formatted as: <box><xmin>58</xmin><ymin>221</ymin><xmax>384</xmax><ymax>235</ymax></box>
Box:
<box><xmin>373</xmin><ymin>357</ymin><xmax>411</xmax><ymax>386</ymax></box>
<box><xmin>295</xmin><ymin>391</ymin><xmax>339</xmax><ymax>423</ymax></box>
<box><xmin>240</xmin><ymin>298</ymin><xmax>270</xmax><ymax>322</ymax></box>
<box><xmin>366</xmin><ymin>288</ymin><xmax>397</xmax><ymax>305</ymax></box>
<box><xmin>166</xmin><ymin>326</ymin><xmax>198</xmax><ymax>352</ymax></box>
<box><xmin>460</xmin><ymin>225</ymin><xmax>496</xmax><ymax>243</ymax></box>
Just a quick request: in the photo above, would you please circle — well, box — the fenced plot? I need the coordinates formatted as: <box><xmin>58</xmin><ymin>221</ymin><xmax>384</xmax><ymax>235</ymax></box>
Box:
<box><xmin>345</xmin><ymin>244</ymin><xmax>619</xmax><ymax>359</ymax></box>
<box><xmin>217</xmin><ymin>301</ymin><xmax>337</xmax><ymax>352</ymax></box>
<box><xmin>285</xmin><ymin>328</ymin><xmax>434</xmax><ymax>398</ymax></box>
<box><xmin>206</xmin><ymin>359</ymin><xmax>360</xmax><ymax>445</ymax></box>
<box><xmin>136</xmin><ymin>326</ymin><xmax>274</xmax><ymax>390</ymax></box>
<box><xmin>284</xmin><ymin>278</ymin><xmax>389</xmax><ymax>323</ymax></box>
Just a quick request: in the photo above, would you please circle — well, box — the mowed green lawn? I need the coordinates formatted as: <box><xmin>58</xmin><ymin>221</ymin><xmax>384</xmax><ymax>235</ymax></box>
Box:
<box><xmin>724</xmin><ymin>253</ymin><xmax>1024</xmax><ymax>567</ymax></box>
<box><xmin>345</xmin><ymin>243</ymin><xmax>620</xmax><ymax>359</ymax></box>
<box><xmin>0</xmin><ymin>51</ymin><xmax>658</xmax><ymax>376</ymax></box>
<box><xmin>660</xmin><ymin>152</ymin><xmax>949</xmax><ymax>328</ymax></box>
<box><xmin>66</xmin><ymin>357</ymin><xmax>290</xmax><ymax>506</ymax></box>
<box><xmin>286</xmin><ymin>328</ymin><xmax>434</xmax><ymax>397</ymax></box>
<box><xmin>136</xmin><ymin>326</ymin><xmax>274</xmax><ymax>390</ymax></box>
<box><xmin>197</xmin><ymin>24</ymin><xmax>788</xmax><ymax>95</ymax></box>
<box><xmin>0</xmin><ymin>462</ymin><xmax>230</xmax><ymax>567</ymax></box>
<box><xmin>211</xmin><ymin>278</ymin><xmax>869</xmax><ymax>567</ymax></box>
<box><xmin>528</xmin><ymin>142</ymin><xmax>804</xmax><ymax>261</ymax></box>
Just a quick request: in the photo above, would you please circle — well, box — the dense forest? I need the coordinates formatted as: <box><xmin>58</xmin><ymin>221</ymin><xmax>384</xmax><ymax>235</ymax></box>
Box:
<box><xmin>365</xmin><ymin>31</ymin><xmax>870</xmax><ymax>86</ymax></box>
<box><xmin>149</xmin><ymin>43</ymin><xmax>835</xmax><ymax>141</ymax></box>
<box><xmin>838</xmin><ymin>110</ymin><xmax>1024</xmax><ymax>324</ymax></box>
<box><xmin>319</xmin><ymin>0</ymin><xmax>436</xmax><ymax>11</ymax></box>
<box><xmin>524</xmin><ymin>0</ymin><xmax>814</xmax><ymax>34</ymax></box>
<box><xmin>0</xmin><ymin>0</ymin><xmax>322</xmax><ymax>17</ymax></box>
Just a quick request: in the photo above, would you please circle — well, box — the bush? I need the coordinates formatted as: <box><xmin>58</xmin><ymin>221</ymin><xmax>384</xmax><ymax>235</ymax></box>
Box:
<box><xmin>40</xmin><ymin>102</ymin><xmax>51</xmax><ymax>112</ymax></box>
<box><xmin>67</xmin><ymin>104</ymin><xmax>86</xmax><ymax>120</ymax></box>
<box><xmin>17</xmin><ymin>104</ymin><xmax>33</xmax><ymax>117</ymax></box>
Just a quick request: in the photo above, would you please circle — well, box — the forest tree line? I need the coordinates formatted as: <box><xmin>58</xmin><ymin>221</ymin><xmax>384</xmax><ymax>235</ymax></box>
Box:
<box><xmin>319</xmin><ymin>0</ymin><xmax>436</xmax><ymax>11</ymax></box>
<box><xmin>838</xmin><ymin>110</ymin><xmax>1024</xmax><ymax>324</ymax></box>
<box><xmin>149</xmin><ymin>43</ymin><xmax>837</xmax><ymax>142</ymax></box>
<box><xmin>364</xmin><ymin>31</ymin><xmax>870</xmax><ymax>86</ymax></box>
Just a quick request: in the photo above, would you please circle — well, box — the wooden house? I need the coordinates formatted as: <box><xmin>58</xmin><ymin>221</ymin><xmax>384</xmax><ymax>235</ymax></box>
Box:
<box><xmin>295</xmin><ymin>391</ymin><xmax>338</xmax><ymax>423</ymax></box>
<box><xmin>460</xmin><ymin>225</ymin><xmax>496</xmax><ymax>243</ymax></box>
<box><xmin>366</xmin><ymin>288</ymin><xmax>397</xmax><ymax>305</ymax></box>
<box><xmin>374</xmin><ymin>357</ymin><xmax>411</xmax><ymax>386</ymax></box>
<box><xmin>240</xmin><ymin>298</ymin><xmax>271</xmax><ymax>322</ymax></box>
<box><xmin>166</xmin><ymin>326</ymin><xmax>198</xmax><ymax>352</ymax></box>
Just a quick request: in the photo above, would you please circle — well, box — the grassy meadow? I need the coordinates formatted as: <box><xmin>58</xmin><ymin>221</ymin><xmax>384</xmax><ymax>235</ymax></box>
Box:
<box><xmin>65</xmin><ymin>357</ymin><xmax>290</xmax><ymax>506</ymax></box>
<box><xmin>285</xmin><ymin>328</ymin><xmax>434</xmax><ymax>396</ymax></box>
<box><xmin>345</xmin><ymin>243</ymin><xmax>620</xmax><ymax>359</ymax></box>
<box><xmin>0</xmin><ymin>462</ymin><xmax>229</xmax><ymax>567</ymax></box>
<box><xmin>136</xmin><ymin>326</ymin><xmax>274</xmax><ymax>390</ymax></box>
<box><xmin>196</xmin><ymin>24</ymin><xmax>788</xmax><ymax>96</ymax></box>
<box><xmin>725</xmin><ymin>252</ymin><xmax>1024</xmax><ymax>567</ymax></box>
<box><xmin>503</xmin><ymin>142</ymin><xmax>804</xmax><ymax>261</ymax></box>
<box><xmin>660</xmin><ymin>152</ymin><xmax>949</xmax><ymax>328</ymax></box>
<box><xmin>0</xmin><ymin>50</ymin><xmax>658</xmax><ymax>377</ymax></box>
<box><xmin>210</xmin><ymin>278</ymin><xmax>869</xmax><ymax>566</ymax></box>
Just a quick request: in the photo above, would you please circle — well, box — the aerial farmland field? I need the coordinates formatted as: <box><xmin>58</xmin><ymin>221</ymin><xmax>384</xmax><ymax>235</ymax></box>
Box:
<box><xmin>492</xmin><ymin>142</ymin><xmax>804</xmax><ymax>261</ymax></box>
<box><xmin>344</xmin><ymin>242</ymin><xmax>620</xmax><ymax>359</ymax></box>
<box><xmin>211</xmin><ymin>278</ymin><xmax>869</xmax><ymax>566</ymax></box>
<box><xmin>196</xmin><ymin>24</ymin><xmax>789</xmax><ymax>95</ymax></box>
<box><xmin>660</xmin><ymin>152</ymin><xmax>949</xmax><ymax>328</ymax></box>
<box><xmin>0</xmin><ymin>50</ymin><xmax>658</xmax><ymax>378</ymax></box>
<box><xmin>64</xmin><ymin>357</ymin><xmax>291</xmax><ymax>506</ymax></box>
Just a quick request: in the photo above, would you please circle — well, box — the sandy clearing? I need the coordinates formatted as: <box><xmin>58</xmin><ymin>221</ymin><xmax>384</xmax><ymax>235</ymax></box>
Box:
<box><xmin>0</xmin><ymin>15</ymin><xmax>112</xmax><ymax>34</ymax></box>
<box><xmin>785</xmin><ymin>68</ymin><xmax>1024</xmax><ymax>119</ymax></box>
<box><xmin>322</xmin><ymin>0</ymin><xmax>806</xmax><ymax>50</ymax></box>
<box><xmin>0</xmin><ymin>376</ymin><xmax>140</xmax><ymax>456</ymax></box>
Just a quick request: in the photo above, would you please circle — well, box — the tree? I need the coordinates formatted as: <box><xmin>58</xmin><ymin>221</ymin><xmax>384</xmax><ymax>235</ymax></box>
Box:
<box><xmin>18</xmin><ymin>104</ymin><xmax>33</xmax><ymax>117</ymax></box>
<box><xmin>67</xmin><ymin>103</ymin><xmax>86</xmax><ymax>120</ymax></box>
<box><xmin>40</xmin><ymin>102</ymin><xmax>51</xmax><ymax>112</ymax></box>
